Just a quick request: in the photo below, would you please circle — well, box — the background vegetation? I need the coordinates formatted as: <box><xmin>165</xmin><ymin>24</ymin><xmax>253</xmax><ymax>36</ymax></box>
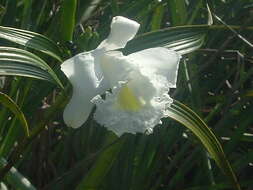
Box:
<box><xmin>0</xmin><ymin>0</ymin><xmax>252</xmax><ymax>189</ymax></box>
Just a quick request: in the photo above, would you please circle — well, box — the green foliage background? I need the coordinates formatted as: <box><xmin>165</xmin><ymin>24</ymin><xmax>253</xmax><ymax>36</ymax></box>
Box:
<box><xmin>0</xmin><ymin>0</ymin><xmax>252</xmax><ymax>189</ymax></box>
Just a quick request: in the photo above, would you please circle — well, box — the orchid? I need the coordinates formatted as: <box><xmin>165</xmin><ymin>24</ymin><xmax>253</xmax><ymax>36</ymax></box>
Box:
<box><xmin>61</xmin><ymin>16</ymin><xmax>181</xmax><ymax>136</ymax></box>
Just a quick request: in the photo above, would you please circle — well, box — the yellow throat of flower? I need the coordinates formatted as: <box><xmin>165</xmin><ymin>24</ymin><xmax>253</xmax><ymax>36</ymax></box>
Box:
<box><xmin>117</xmin><ymin>86</ymin><xmax>143</xmax><ymax>111</ymax></box>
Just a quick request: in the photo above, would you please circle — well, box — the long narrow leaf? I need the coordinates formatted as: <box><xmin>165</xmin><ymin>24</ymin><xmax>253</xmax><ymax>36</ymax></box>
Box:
<box><xmin>0</xmin><ymin>92</ymin><xmax>29</xmax><ymax>137</ymax></box>
<box><xmin>60</xmin><ymin>0</ymin><xmax>77</xmax><ymax>42</ymax></box>
<box><xmin>166</xmin><ymin>100</ymin><xmax>241</xmax><ymax>190</ymax></box>
<box><xmin>0</xmin><ymin>26</ymin><xmax>62</xmax><ymax>61</ymax></box>
<box><xmin>125</xmin><ymin>25</ymin><xmax>208</xmax><ymax>55</ymax></box>
<box><xmin>0</xmin><ymin>47</ymin><xmax>63</xmax><ymax>88</ymax></box>
<box><xmin>0</xmin><ymin>158</ymin><xmax>36</xmax><ymax>190</ymax></box>
<box><xmin>76</xmin><ymin>132</ymin><xmax>123</xmax><ymax>190</ymax></box>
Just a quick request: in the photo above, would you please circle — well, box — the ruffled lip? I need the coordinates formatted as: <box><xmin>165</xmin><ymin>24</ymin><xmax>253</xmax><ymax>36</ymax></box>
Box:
<box><xmin>92</xmin><ymin>70</ymin><xmax>173</xmax><ymax>136</ymax></box>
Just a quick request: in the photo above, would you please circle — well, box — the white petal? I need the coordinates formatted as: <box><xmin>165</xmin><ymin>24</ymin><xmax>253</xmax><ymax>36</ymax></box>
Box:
<box><xmin>99</xmin><ymin>51</ymin><xmax>134</xmax><ymax>87</ymax></box>
<box><xmin>92</xmin><ymin>53</ymin><xmax>174</xmax><ymax>136</ymax></box>
<box><xmin>98</xmin><ymin>16</ymin><xmax>140</xmax><ymax>50</ymax></box>
<box><xmin>128</xmin><ymin>47</ymin><xmax>181</xmax><ymax>88</ymax></box>
<box><xmin>61</xmin><ymin>52</ymin><xmax>99</xmax><ymax>128</ymax></box>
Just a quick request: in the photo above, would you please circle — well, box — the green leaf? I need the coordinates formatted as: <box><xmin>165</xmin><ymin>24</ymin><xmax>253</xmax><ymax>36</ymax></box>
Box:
<box><xmin>76</xmin><ymin>132</ymin><xmax>124</xmax><ymax>190</ymax></box>
<box><xmin>167</xmin><ymin>0</ymin><xmax>187</xmax><ymax>25</ymax></box>
<box><xmin>0</xmin><ymin>26</ymin><xmax>62</xmax><ymax>61</ymax></box>
<box><xmin>125</xmin><ymin>25</ymin><xmax>208</xmax><ymax>55</ymax></box>
<box><xmin>0</xmin><ymin>92</ymin><xmax>29</xmax><ymax>137</ymax></box>
<box><xmin>0</xmin><ymin>47</ymin><xmax>63</xmax><ymax>88</ymax></box>
<box><xmin>0</xmin><ymin>181</ymin><xmax>7</xmax><ymax>190</ymax></box>
<box><xmin>151</xmin><ymin>3</ymin><xmax>164</xmax><ymax>30</ymax></box>
<box><xmin>0</xmin><ymin>158</ymin><xmax>36</xmax><ymax>190</ymax></box>
<box><xmin>60</xmin><ymin>0</ymin><xmax>77</xmax><ymax>42</ymax></box>
<box><xmin>166</xmin><ymin>100</ymin><xmax>241</xmax><ymax>190</ymax></box>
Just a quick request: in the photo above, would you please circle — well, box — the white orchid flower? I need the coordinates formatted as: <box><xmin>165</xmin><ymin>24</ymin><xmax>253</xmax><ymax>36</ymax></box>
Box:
<box><xmin>61</xmin><ymin>16</ymin><xmax>181</xmax><ymax>136</ymax></box>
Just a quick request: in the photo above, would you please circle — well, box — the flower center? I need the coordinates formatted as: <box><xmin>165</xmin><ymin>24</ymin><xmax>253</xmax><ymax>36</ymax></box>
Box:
<box><xmin>117</xmin><ymin>86</ymin><xmax>143</xmax><ymax>111</ymax></box>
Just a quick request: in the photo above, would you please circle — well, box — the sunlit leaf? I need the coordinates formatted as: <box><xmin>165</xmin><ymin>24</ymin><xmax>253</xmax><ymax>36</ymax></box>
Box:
<box><xmin>125</xmin><ymin>25</ymin><xmax>208</xmax><ymax>55</ymax></box>
<box><xmin>0</xmin><ymin>158</ymin><xmax>36</xmax><ymax>190</ymax></box>
<box><xmin>0</xmin><ymin>92</ymin><xmax>29</xmax><ymax>137</ymax></box>
<box><xmin>0</xmin><ymin>47</ymin><xmax>63</xmax><ymax>88</ymax></box>
<box><xmin>166</xmin><ymin>100</ymin><xmax>241</xmax><ymax>190</ymax></box>
<box><xmin>60</xmin><ymin>0</ymin><xmax>77</xmax><ymax>42</ymax></box>
<box><xmin>0</xmin><ymin>26</ymin><xmax>62</xmax><ymax>61</ymax></box>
